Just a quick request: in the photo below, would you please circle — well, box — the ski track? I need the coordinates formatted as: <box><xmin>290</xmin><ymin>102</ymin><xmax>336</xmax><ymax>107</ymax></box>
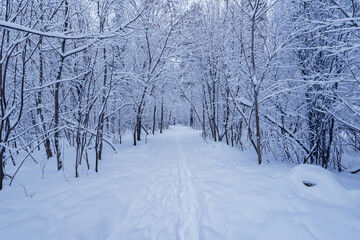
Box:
<box><xmin>1</xmin><ymin>126</ymin><xmax>360</xmax><ymax>240</ymax></box>
<box><xmin>174</xmin><ymin>133</ymin><xmax>202</xmax><ymax>240</ymax></box>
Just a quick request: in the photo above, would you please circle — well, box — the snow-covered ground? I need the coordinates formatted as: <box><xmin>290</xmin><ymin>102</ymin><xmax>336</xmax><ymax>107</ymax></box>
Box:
<box><xmin>1</xmin><ymin>126</ymin><xmax>360</xmax><ymax>240</ymax></box>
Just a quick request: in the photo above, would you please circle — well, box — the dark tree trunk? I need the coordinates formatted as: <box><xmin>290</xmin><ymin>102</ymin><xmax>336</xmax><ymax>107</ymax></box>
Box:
<box><xmin>212</xmin><ymin>81</ymin><xmax>217</xmax><ymax>142</ymax></box>
<box><xmin>231</xmin><ymin>125</ymin><xmax>234</xmax><ymax>147</ymax></box>
<box><xmin>254</xmin><ymin>93</ymin><xmax>262</xmax><ymax>165</ymax></box>
<box><xmin>160</xmin><ymin>101</ymin><xmax>164</xmax><ymax>134</ymax></box>
<box><xmin>133</xmin><ymin>124</ymin><xmax>137</xmax><ymax>146</ymax></box>
<box><xmin>152</xmin><ymin>105</ymin><xmax>156</xmax><ymax>135</ymax></box>
<box><xmin>137</xmin><ymin>115</ymin><xmax>141</xmax><ymax>141</ymax></box>
<box><xmin>98</xmin><ymin>47</ymin><xmax>107</xmax><ymax>161</ymax></box>
<box><xmin>190</xmin><ymin>107</ymin><xmax>194</xmax><ymax>127</ymax></box>
<box><xmin>0</xmin><ymin>149</ymin><xmax>4</xmax><ymax>190</ymax></box>
<box><xmin>38</xmin><ymin>37</ymin><xmax>53</xmax><ymax>159</ymax></box>
<box><xmin>202</xmin><ymin>102</ymin><xmax>206</xmax><ymax>137</ymax></box>
<box><xmin>54</xmin><ymin>0</ymin><xmax>69</xmax><ymax>171</ymax></box>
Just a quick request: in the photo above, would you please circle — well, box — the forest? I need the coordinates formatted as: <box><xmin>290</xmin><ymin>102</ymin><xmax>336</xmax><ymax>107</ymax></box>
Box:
<box><xmin>0</xmin><ymin>0</ymin><xmax>360</xmax><ymax>191</ymax></box>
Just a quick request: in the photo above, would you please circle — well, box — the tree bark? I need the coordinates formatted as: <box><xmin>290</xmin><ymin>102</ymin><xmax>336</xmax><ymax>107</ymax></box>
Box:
<box><xmin>190</xmin><ymin>107</ymin><xmax>194</xmax><ymax>127</ymax></box>
<box><xmin>152</xmin><ymin>105</ymin><xmax>156</xmax><ymax>135</ymax></box>
<box><xmin>160</xmin><ymin>101</ymin><xmax>164</xmax><ymax>134</ymax></box>
<box><xmin>54</xmin><ymin>0</ymin><xmax>69</xmax><ymax>171</ymax></box>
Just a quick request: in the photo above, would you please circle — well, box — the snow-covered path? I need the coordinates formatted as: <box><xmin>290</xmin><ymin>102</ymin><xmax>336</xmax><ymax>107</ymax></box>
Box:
<box><xmin>1</xmin><ymin>126</ymin><xmax>360</xmax><ymax>240</ymax></box>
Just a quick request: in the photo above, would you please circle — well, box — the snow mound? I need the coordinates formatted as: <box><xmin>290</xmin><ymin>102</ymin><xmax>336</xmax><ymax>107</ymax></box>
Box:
<box><xmin>284</xmin><ymin>164</ymin><xmax>360</xmax><ymax>206</ymax></box>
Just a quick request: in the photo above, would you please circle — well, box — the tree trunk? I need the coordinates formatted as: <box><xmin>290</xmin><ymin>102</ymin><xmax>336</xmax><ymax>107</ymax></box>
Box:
<box><xmin>152</xmin><ymin>105</ymin><xmax>156</xmax><ymax>135</ymax></box>
<box><xmin>251</xmin><ymin>14</ymin><xmax>262</xmax><ymax>165</ymax></box>
<box><xmin>212</xmin><ymin>80</ymin><xmax>217</xmax><ymax>142</ymax></box>
<box><xmin>160</xmin><ymin>101</ymin><xmax>164</xmax><ymax>134</ymax></box>
<box><xmin>190</xmin><ymin>107</ymin><xmax>194</xmax><ymax>127</ymax></box>
<box><xmin>75</xmin><ymin>114</ymin><xmax>82</xmax><ymax>177</ymax></box>
<box><xmin>54</xmin><ymin>56</ymin><xmax>64</xmax><ymax>171</ymax></box>
<box><xmin>54</xmin><ymin>0</ymin><xmax>69</xmax><ymax>171</ymax></box>
<box><xmin>38</xmin><ymin>37</ymin><xmax>53</xmax><ymax>158</ymax></box>
<box><xmin>0</xmin><ymin>149</ymin><xmax>4</xmax><ymax>190</ymax></box>
<box><xmin>136</xmin><ymin>115</ymin><xmax>141</xmax><ymax>141</ymax></box>
<box><xmin>254</xmin><ymin>93</ymin><xmax>262</xmax><ymax>165</ymax></box>
<box><xmin>202</xmin><ymin>102</ymin><xmax>206</xmax><ymax>137</ymax></box>
<box><xmin>133</xmin><ymin>124</ymin><xmax>137</xmax><ymax>146</ymax></box>
<box><xmin>98</xmin><ymin>47</ymin><xmax>107</xmax><ymax>161</ymax></box>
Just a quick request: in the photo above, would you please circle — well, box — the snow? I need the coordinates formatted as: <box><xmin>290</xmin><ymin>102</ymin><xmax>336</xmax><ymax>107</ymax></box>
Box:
<box><xmin>0</xmin><ymin>20</ymin><xmax>115</xmax><ymax>40</ymax></box>
<box><xmin>1</xmin><ymin>126</ymin><xmax>360</xmax><ymax>240</ymax></box>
